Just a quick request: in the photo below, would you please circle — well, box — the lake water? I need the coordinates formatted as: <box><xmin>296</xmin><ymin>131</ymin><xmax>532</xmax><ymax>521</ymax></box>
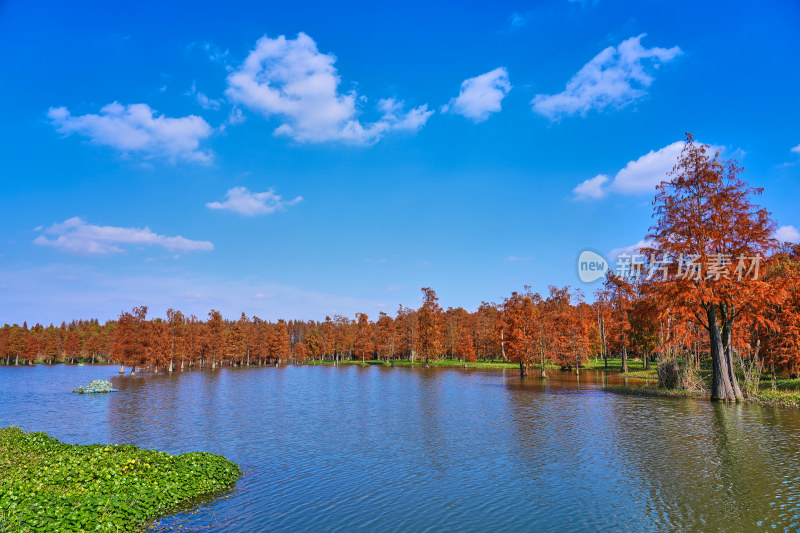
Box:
<box><xmin>1</xmin><ymin>364</ymin><xmax>799</xmax><ymax>531</ymax></box>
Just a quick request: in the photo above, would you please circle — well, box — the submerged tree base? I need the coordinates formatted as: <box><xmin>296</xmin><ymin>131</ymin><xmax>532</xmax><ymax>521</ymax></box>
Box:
<box><xmin>0</xmin><ymin>427</ymin><xmax>241</xmax><ymax>532</ymax></box>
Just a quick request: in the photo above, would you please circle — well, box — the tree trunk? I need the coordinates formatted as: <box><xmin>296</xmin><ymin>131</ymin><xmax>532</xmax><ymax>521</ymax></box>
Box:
<box><xmin>621</xmin><ymin>345</ymin><xmax>628</xmax><ymax>373</ymax></box>
<box><xmin>720</xmin><ymin>311</ymin><xmax>744</xmax><ymax>400</ymax></box>
<box><xmin>707</xmin><ymin>305</ymin><xmax>737</xmax><ymax>401</ymax></box>
<box><xmin>519</xmin><ymin>361</ymin><xmax>528</xmax><ymax>378</ymax></box>
<box><xmin>119</xmin><ymin>363</ymin><xmax>125</xmax><ymax>374</ymax></box>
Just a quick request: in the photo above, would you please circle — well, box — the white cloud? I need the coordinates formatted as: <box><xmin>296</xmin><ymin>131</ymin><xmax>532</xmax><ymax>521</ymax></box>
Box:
<box><xmin>532</xmin><ymin>34</ymin><xmax>682</xmax><ymax>120</ymax></box>
<box><xmin>186</xmin><ymin>82</ymin><xmax>222</xmax><ymax>111</ymax></box>
<box><xmin>196</xmin><ymin>93</ymin><xmax>221</xmax><ymax>110</ymax></box>
<box><xmin>573</xmin><ymin>141</ymin><xmax>687</xmax><ymax>200</ymax></box>
<box><xmin>187</xmin><ymin>41</ymin><xmax>231</xmax><ymax>67</ymax></box>
<box><xmin>206</xmin><ymin>187</ymin><xmax>303</xmax><ymax>216</ymax></box>
<box><xmin>225</xmin><ymin>32</ymin><xmax>432</xmax><ymax>144</ymax></box>
<box><xmin>48</xmin><ymin>102</ymin><xmax>213</xmax><ymax>163</ymax></box>
<box><xmin>607</xmin><ymin>239</ymin><xmax>653</xmax><ymax>263</ymax></box>
<box><xmin>33</xmin><ymin>217</ymin><xmax>214</xmax><ymax>255</ymax></box>
<box><xmin>776</xmin><ymin>225</ymin><xmax>800</xmax><ymax>244</ymax></box>
<box><xmin>376</xmin><ymin>98</ymin><xmax>431</xmax><ymax>132</ymax></box>
<box><xmin>573</xmin><ymin>174</ymin><xmax>609</xmax><ymax>200</ymax></box>
<box><xmin>227</xmin><ymin>107</ymin><xmax>246</xmax><ymax>125</ymax></box>
<box><xmin>443</xmin><ymin>67</ymin><xmax>511</xmax><ymax>123</ymax></box>
<box><xmin>507</xmin><ymin>255</ymin><xmax>534</xmax><ymax>262</ymax></box>
<box><xmin>609</xmin><ymin>141</ymin><xmax>685</xmax><ymax>194</ymax></box>
<box><xmin>792</xmin><ymin>144</ymin><xmax>800</xmax><ymax>154</ymax></box>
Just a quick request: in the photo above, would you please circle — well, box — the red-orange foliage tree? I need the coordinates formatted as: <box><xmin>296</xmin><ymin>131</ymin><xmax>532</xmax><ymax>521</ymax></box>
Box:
<box><xmin>353</xmin><ymin>313</ymin><xmax>373</xmax><ymax>362</ymax></box>
<box><xmin>374</xmin><ymin>312</ymin><xmax>396</xmax><ymax>361</ymax></box>
<box><xmin>646</xmin><ymin>135</ymin><xmax>777</xmax><ymax>401</ymax></box>
<box><xmin>417</xmin><ymin>287</ymin><xmax>444</xmax><ymax>366</ymax></box>
<box><xmin>503</xmin><ymin>289</ymin><xmax>537</xmax><ymax>376</ymax></box>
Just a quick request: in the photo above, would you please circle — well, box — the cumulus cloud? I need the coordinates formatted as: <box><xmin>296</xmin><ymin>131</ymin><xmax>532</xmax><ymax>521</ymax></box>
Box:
<box><xmin>48</xmin><ymin>102</ymin><xmax>213</xmax><ymax>163</ymax></box>
<box><xmin>776</xmin><ymin>225</ymin><xmax>800</xmax><ymax>244</ymax></box>
<box><xmin>609</xmin><ymin>141</ymin><xmax>685</xmax><ymax>194</ymax></box>
<box><xmin>33</xmin><ymin>217</ymin><xmax>214</xmax><ymax>255</ymax></box>
<box><xmin>573</xmin><ymin>174</ymin><xmax>609</xmax><ymax>200</ymax></box>
<box><xmin>225</xmin><ymin>32</ymin><xmax>432</xmax><ymax>144</ymax></box>
<box><xmin>206</xmin><ymin>187</ymin><xmax>303</xmax><ymax>216</ymax></box>
<box><xmin>443</xmin><ymin>67</ymin><xmax>511</xmax><ymax>123</ymax></box>
<box><xmin>532</xmin><ymin>34</ymin><xmax>682</xmax><ymax>120</ymax></box>
<box><xmin>573</xmin><ymin>141</ymin><xmax>686</xmax><ymax>200</ymax></box>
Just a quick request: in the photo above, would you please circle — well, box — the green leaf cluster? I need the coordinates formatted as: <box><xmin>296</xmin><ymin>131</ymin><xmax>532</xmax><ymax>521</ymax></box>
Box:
<box><xmin>0</xmin><ymin>427</ymin><xmax>241</xmax><ymax>532</ymax></box>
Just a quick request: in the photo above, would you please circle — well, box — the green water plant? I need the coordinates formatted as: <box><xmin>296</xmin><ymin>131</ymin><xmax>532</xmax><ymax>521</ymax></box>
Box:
<box><xmin>0</xmin><ymin>427</ymin><xmax>241</xmax><ymax>532</ymax></box>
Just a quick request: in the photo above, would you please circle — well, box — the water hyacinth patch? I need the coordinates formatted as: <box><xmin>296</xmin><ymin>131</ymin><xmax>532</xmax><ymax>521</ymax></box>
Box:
<box><xmin>0</xmin><ymin>427</ymin><xmax>241</xmax><ymax>532</ymax></box>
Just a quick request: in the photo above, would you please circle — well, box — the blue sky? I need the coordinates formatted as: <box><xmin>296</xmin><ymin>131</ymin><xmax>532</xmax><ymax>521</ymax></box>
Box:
<box><xmin>1</xmin><ymin>0</ymin><xmax>799</xmax><ymax>325</ymax></box>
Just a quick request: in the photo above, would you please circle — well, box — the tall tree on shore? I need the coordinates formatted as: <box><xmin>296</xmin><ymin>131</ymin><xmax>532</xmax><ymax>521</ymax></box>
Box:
<box><xmin>503</xmin><ymin>289</ymin><xmax>537</xmax><ymax>376</ymax></box>
<box><xmin>604</xmin><ymin>273</ymin><xmax>634</xmax><ymax>373</ymax></box>
<box><xmin>292</xmin><ymin>342</ymin><xmax>308</xmax><ymax>362</ymax></box>
<box><xmin>474</xmin><ymin>302</ymin><xmax>502</xmax><ymax>361</ymax></box>
<box><xmin>396</xmin><ymin>306</ymin><xmax>417</xmax><ymax>362</ymax></box>
<box><xmin>166</xmin><ymin>308</ymin><xmax>186</xmax><ymax>371</ymax></box>
<box><xmin>111</xmin><ymin>306</ymin><xmax>148</xmax><ymax>374</ymax></box>
<box><xmin>305</xmin><ymin>329</ymin><xmax>322</xmax><ymax>361</ymax></box>
<box><xmin>353</xmin><ymin>313</ymin><xmax>373</xmax><ymax>362</ymax></box>
<box><xmin>374</xmin><ymin>312</ymin><xmax>396</xmax><ymax>361</ymax></box>
<box><xmin>206</xmin><ymin>310</ymin><xmax>224</xmax><ymax>369</ymax></box>
<box><xmin>64</xmin><ymin>329</ymin><xmax>81</xmax><ymax>363</ymax></box>
<box><xmin>646</xmin><ymin>134</ymin><xmax>777</xmax><ymax>401</ymax></box>
<box><xmin>417</xmin><ymin>287</ymin><xmax>444</xmax><ymax>367</ymax></box>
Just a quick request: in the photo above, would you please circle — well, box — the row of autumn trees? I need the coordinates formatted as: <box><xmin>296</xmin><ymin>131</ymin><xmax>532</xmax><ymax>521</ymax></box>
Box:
<box><xmin>0</xmin><ymin>285</ymin><xmax>641</xmax><ymax>374</ymax></box>
<box><xmin>1</xmin><ymin>136</ymin><xmax>800</xmax><ymax>401</ymax></box>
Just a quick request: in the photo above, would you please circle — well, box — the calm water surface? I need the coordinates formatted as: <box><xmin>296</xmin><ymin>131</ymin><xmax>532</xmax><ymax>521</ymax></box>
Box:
<box><xmin>1</xmin><ymin>364</ymin><xmax>799</xmax><ymax>531</ymax></box>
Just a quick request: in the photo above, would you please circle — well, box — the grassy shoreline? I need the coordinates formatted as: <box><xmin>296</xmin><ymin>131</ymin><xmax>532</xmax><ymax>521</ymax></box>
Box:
<box><xmin>603</xmin><ymin>384</ymin><xmax>800</xmax><ymax>407</ymax></box>
<box><xmin>303</xmin><ymin>356</ymin><xmax>661</xmax><ymax>375</ymax></box>
<box><xmin>0</xmin><ymin>427</ymin><xmax>241</xmax><ymax>532</ymax></box>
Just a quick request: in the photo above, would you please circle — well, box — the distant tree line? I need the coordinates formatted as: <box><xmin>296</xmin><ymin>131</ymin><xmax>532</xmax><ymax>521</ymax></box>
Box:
<box><xmin>2</xmin><ymin>136</ymin><xmax>800</xmax><ymax>402</ymax></box>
